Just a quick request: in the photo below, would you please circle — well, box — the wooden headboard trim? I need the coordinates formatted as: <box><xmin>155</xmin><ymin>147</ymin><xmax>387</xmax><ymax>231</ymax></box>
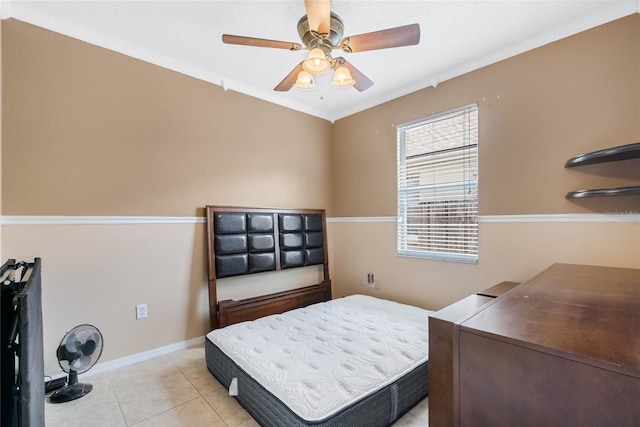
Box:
<box><xmin>218</xmin><ymin>280</ymin><xmax>331</xmax><ymax>328</ymax></box>
<box><xmin>205</xmin><ymin>206</ymin><xmax>331</xmax><ymax>330</ymax></box>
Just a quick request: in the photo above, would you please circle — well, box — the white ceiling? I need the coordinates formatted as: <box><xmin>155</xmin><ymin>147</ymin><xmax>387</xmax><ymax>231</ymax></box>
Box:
<box><xmin>2</xmin><ymin>1</ymin><xmax>639</xmax><ymax>122</ymax></box>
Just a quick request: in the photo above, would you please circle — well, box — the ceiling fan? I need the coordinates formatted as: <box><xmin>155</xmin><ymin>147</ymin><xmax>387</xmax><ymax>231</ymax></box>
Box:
<box><xmin>222</xmin><ymin>0</ymin><xmax>420</xmax><ymax>92</ymax></box>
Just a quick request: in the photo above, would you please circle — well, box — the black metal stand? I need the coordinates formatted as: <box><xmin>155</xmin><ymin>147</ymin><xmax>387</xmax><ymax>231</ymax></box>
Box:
<box><xmin>49</xmin><ymin>369</ymin><xmax>94</xmax><ymax>403</ymax></box>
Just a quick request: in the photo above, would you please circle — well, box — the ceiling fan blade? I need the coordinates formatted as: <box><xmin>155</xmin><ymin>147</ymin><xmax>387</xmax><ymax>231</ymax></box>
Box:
<box><xmin>274</xmin><ymin>62</ymin><xmax>305</xmax><ymax>92</ymax></box>
<box><xmin>341</xmin><ymin>23</ymin><xmax>420</xmax><ymax>53</ymax></box>
<box><xmin>222</xmin><ymin>34</ymin><xmax>302</xmax><ymax>51</ymax></box>
<box><xmin>305</xmin><ymin>0</ymin><xmax>330</xmax><ymax>34</ymax></box>
<box><xmin>340</xmin><ymin>60</ymin><xmax>374</xmax><ymax>92</ymax></box>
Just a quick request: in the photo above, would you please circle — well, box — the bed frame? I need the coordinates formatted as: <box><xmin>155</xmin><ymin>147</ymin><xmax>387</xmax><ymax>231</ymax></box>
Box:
<box><xmin>205</xmin><ymin>206</ymin><xmax>331</xmax><ymax>330</ymax></box>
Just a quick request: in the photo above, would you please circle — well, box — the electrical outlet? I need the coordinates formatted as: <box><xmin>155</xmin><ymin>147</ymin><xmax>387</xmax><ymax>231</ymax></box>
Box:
<box><xmin>362</xmin><ymin>273</ymin><xmax>381</xmax><ymax>289</ymax></box>
<box><xmin>136</xmin><ymin>304</ymin><xmax>148</xmax><ymax>320</ymax></box>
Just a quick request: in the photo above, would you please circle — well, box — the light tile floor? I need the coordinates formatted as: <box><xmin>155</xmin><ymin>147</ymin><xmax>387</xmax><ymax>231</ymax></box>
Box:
<box><xmin>45</xmin><ymin>344</ymin><xmax>429</xmax><ymax>426</ymax></box>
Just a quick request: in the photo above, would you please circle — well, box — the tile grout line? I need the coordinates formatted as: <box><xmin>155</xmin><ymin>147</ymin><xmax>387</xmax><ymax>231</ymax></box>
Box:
<box><xmin>168</xmin><ymin>351</ymin><xmax>233</xmax><ymax>426</ymax></box>
<box><xmin>201</xmin><ymin>395</ymin><xmax>233</xmax><ymax>427</ymax></box>
<box><xmin>45</xmin><ymin>346</ymin><xmax>246</xmax><ymax>427</ymax></box>
<box><xmin>121</xmin><ymin>354</ymin><xmax>207</xmax><ymax>426</ymax></box>
<box><xmin>106</xmin><ymin>370</ymin><xmax>131</xmax><ymax>427</ymax></box>
<box><xmin>127</xmin><ymin>396</ymin><xmax>205</xmax><ymax>427</ymax></box>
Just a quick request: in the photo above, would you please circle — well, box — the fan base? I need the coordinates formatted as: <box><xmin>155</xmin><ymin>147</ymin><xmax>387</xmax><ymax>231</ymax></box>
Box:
<box><xmin>50</xmin><ymin>383</ymin><xmax>93</xmax><ymax>403</ymax></box>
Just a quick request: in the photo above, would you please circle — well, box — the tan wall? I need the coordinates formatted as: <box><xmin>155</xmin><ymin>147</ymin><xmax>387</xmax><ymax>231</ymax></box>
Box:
<box><xmin>2</xmin><ymin>222</ymin><xmax>328</xmax><ymax>375</ymax></box>
<box><xmin>332</xmin><ymin>14</ymin><xmax>640</xmax><ymax>217</ymax></box>
<box><xmin>330</xmin><ymin>15</ymin><xmax>640</xmax><ymax>308</ymax></box>
<box><xmin>1</xmin><ymin>19</ymin><xmax>332</xmax><ymax>216</ymax></box>
<box><xmin>1</xmin><ymin>14</ymin><xmax>639</xmax><ymax>375</ymax></box>
<box><xmin>1</xmin><ymin>20</ymin><xmax>332</xmax><ymax>374</ymax></box>
<box><xmin>3</xmin><ymin>223</ymin><xmax>208</xmax><ymax>374</ymax></box>
<box><xmin>331</xmin><ymin>221</ymin><xmax>640</xmax><ymax>311</ymax></box>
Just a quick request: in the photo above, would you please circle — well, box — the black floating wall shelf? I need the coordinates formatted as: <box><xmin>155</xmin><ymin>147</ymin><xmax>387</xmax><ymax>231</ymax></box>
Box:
<box><xmin>565</xmin><ymin>142</ymin><xmax>640</xmax><ymax>199</ymax></box>
<box><xmin>565</xmin><ymin>142</ymin><xmax>640</xmax><ymax>167</ymax></box>
<box><xmin>566</xmin><ymin>186</ymin><xmax>640</xmax><ymax>199</ymax></box>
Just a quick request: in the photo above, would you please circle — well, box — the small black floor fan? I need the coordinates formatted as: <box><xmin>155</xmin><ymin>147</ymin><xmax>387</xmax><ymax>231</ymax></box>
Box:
<box><xmin>50</xmin><ymin>324</ymin><xmax>103</xmax><ymax>403</ymax></box>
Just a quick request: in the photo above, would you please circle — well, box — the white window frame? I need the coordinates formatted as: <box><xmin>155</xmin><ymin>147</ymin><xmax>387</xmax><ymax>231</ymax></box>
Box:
<box><xmin>397</xmin><ymin>104</ymin><xmax>478</xmax><ymax>263</ymax></box>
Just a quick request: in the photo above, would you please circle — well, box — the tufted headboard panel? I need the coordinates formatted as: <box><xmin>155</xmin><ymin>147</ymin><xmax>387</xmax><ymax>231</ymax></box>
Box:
<box><xmin>205</xmin><ymin>206</ymin><xmax>331</xmax><ymax>329</ymax></box>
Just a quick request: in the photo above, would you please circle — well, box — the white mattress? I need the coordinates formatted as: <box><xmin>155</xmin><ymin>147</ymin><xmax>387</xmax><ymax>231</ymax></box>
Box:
<box><xmin>206</xmin><ymin>294</ymin><xmax>431</xmax><ymax>422</ymax></box>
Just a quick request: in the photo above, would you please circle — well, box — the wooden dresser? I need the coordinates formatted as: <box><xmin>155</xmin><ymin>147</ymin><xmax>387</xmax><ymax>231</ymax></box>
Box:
<box><xmin>429</xmin><ymin>264</ymin><xmax>640</xmax><ymax>426</ymax></box>
<box><xmin>428</xmin><ymin>281</ymin><xmax>519</xmax><ymax>426</ymax></box>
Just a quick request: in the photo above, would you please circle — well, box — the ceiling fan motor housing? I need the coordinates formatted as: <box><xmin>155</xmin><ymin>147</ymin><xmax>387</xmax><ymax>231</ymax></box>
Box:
<box><xmin>297</xmin><ymin>12</ymin><xmax>345</xmax><ymax>49</ymax></box>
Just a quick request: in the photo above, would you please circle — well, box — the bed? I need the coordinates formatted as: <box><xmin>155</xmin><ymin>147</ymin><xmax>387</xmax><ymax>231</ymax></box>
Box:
<box><xmin>204</xmin><ymin>206</ymin><xmax>431</xmax><ymax>426</ymax></box>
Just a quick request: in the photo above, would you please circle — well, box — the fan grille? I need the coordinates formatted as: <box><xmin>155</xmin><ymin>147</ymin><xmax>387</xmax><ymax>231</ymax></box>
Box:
<box><xmin>56</xmin><ymin>324</ymin><xmax>103</xmax><ymax>375</ymax></box>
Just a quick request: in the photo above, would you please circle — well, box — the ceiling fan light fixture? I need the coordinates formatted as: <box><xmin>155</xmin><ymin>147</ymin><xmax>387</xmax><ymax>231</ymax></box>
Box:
<box><xmin>294</xmin><ymin>70</ymin><xmax>315</xmax><ymax>89</ymax></box>
<box><xmin>332</xmin><ymin>66</ymin><xmax>355</xmax><ymax>87</ymax></box>
<box><xmin>302</xmin><ymin>48</ymin><xmax>331</xmax><ymax>75</ymax></box>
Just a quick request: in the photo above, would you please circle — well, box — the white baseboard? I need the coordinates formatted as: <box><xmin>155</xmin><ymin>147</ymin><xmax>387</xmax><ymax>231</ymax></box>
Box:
<box><xmin>80</xmin><ymin>335</ymin><xmax>205</xmax><ymax>379</ymax></box>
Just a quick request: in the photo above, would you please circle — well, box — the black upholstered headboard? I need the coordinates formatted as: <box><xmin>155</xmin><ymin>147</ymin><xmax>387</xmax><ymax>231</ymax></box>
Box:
<box><xmin>205</xmin><ymin>206</ymin><xmax>331</xmax><ymax>329</ymax></box>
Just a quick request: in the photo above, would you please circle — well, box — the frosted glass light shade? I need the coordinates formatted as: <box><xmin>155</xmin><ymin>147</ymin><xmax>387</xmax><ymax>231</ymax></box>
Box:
<box><xmin>332</xmin><ymin>66</ymin><xmax>355</xmax><ymax>87</ymax></box>
<box><xmin>303</xmin><ymin>48</ymin><xmax>331</xmax><ymax>75</ymax></box>
<box><xmin>294</xmin><ymin>70</ymin><xmax>315</xmax><ymax>89</ymax></box>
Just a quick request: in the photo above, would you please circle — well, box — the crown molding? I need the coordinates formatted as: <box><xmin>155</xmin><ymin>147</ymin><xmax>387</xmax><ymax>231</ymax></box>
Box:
<box><xmin>325</xmin><ymin>4</ymin><xmax>639</xmax><ymax>122</ymax></box>
<box><xmin>3</xmin><ymin>1</ymin><xmax>636</xmax><ymax>123</ymax></box>
<box><xmin>4</xmin><ymin>1</ymin><xmax>335</xmax><ymax>122</ymax></box>
<box><xmin>5</xmin><ymin>2</ymin><xmax>222</xmax><ymax>84</ymax></box>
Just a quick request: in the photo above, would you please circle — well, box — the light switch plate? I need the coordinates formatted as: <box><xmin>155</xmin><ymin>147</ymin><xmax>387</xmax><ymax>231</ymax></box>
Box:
<box><xmin>136</xmin><ymin>304</ymin><xmax>148</xmax><ymax>320</ymax></box>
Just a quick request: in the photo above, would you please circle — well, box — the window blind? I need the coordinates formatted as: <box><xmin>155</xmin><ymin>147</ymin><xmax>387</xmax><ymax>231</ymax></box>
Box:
<box><xmin>397</xmin><ymin>104</ymin><xmax>478</xmax><ymax>263</ymax></box>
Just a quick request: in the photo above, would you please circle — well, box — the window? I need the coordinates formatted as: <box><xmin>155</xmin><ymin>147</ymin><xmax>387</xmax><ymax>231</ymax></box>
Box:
<box><xmin>397</xmin><ymin>104</ymin><xmax>478</xmax><ymax>263</ymax></box>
